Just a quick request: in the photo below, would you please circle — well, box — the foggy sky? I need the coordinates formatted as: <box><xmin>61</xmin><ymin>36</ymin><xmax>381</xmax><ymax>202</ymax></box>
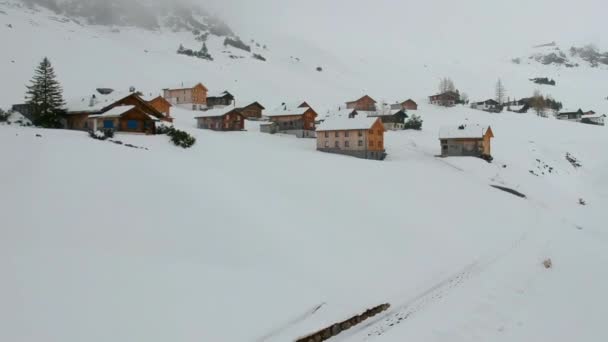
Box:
<box><xmin>201</xmin><ymin>0</ymin><xmax>606</xmax><ymax>52</ymax></box>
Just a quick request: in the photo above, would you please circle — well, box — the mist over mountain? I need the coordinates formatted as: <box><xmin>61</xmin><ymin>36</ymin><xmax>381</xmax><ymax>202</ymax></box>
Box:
<box><xmin>19</xmin><ymin>0</ymin><xmax>234</xmax><ymax>35</ymax></box>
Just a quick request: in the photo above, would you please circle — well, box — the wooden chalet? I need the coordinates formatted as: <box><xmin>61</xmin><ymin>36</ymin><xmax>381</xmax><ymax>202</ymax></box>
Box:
<box><xmin>345</xmin><ymin>95</ymin><xmax>377</xmax><ymax>111</ymax></box>
<box><xmin>471</xmin><ymin>99</ymin><xmax>501</xmax><ymax>112</ymax></box>
<box><xmin>236</xmin><ymin>102</ymin><xmax>265</xmax><ymax>119</ymax></box>
<box><xmin>63</xmin><ymin>91</ymin><xmax>166</xmax><ymax>132</ymax></box>
<box><xmin>439</xmin><ymin>125</ymin><xmax>494</xmax><ymax>159</ymax></box>
<box><xmin>262</xmin><ymin>102</ymin><xmax>318</xmax><ymax>138</ymax></box>
<box><xmin>88</xmin><ymin>105</ymin><xmax>159</xmax><ymax>134</ymax></box>
<box><xmin>145</xmin><ymin>95</ymin><xmax>173</xmax><ymax>122</ymax></box>
<box><xmin>195</xmin><ymin>108</ymin><xmax>244</xmax><ymax>131</ymax></box>
<box><xmin>429</xmin><ymin>91</ymin><xmax>460</xmax><ymax>107</ymax></box>
<box><xmin>368</xmin><ymin>109</ymin><xmax>408</xmax><ymax>130</ymax></box>
<box><xmin>316</xmin><ymin>116</ymin><xmax>386</xmax><ymax>160</ymax></box>
<box><xmin>557</xmin><ymin>109</ymin><xmax>584</xmax><ymax>122</ymax></box>
<box><xmin>206</xmin><ymin>91</ymin><xmax>235</xmax><ymax>108</ymax></box>
<box><xmin>162</xmin><ymin>82</ymin><xmax>208</xmax><ymax>110</ymax></box>
<box><xmin>391</xmin><ymin>99</ymin><xmax>418</xmax><ymax>111</ymax></box>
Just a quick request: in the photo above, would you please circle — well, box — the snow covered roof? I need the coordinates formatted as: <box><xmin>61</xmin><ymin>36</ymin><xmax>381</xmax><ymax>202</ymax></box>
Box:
<box><xmin>316</xmin><ymin>116</ymin><xmax>380</xmax><ymax>131</ymax></box>
<box><xmin>65</xmin><ymin>91</ymin><xmax>135</xmax><ymax>113</ymax></box>
<box><xmin>207</xmin><ymin>91</ymin><xmax>233</xmax><ymax>98</ymax></box>
<box><xmin>439</xmin><ymin>125</ymin><xmax>491</xmax><ymax>139</ymax></box>
<box><xmin>89</xmin><ymin>105</ymin><xmax>135</xmax><ymax>118</ymax></box>
<box><xmin>265</xmin><ymin>102</ymin><xmax>311</xmax><ymax>117</ymax></box>
<box><xmin>367</xmin><ymin>109</ymin><xmax>406</xmax><ymax>117</ymax></box>
<box><xmin>194</xmin><ymin>107</ymin><xmax>236</xmax><ymax>118</ymax></box>
<box><xmin>582</xmin><ymin>113</ymin><xmax>606</xmax><ymax>119</ymax></box>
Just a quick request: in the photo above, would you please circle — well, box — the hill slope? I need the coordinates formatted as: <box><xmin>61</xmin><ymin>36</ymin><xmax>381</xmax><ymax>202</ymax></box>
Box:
<box><xmin>1</xmin><ymin>1</ymin><xmax>608</xmax><ymax>342</ymax></box>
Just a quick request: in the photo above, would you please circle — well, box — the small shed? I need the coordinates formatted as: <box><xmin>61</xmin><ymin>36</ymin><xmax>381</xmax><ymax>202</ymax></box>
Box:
<box><xmin>439</xmin><ymin>125</ymin><xmax>494</xmax><ymax>159</ymax></box>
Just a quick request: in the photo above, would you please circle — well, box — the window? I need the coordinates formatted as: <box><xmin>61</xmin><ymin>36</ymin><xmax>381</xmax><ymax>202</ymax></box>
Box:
<box><xmin>335</xmin><ymin>131</ymin><xmax>339</xmax><ymax>137</ymax></box>
<box><xmin>103</xmin><ymin>120</ymin><xmax>114</xmax><ymax>129</ymax></box>
<box><xmin>358</xmin><ymin>140</ymin><xmax>363</xmax><ymax>146</ymax></box>
<box><xmin>324</xmin><ymin>132</ymin><xmax>329</xmax><ymax>138</ymax></box>
<box><xmin>369</xmin><ymin>129</ymin><xmax>373</xmax><ymax>134</ymax></box>
<box><xmin>345</xmin><ymin>131</ymin><xmax>350</xmax><ymax>137</ymax></box>
<box><xmin>345</xmin><ymin>141</ymin><xmax>350</xmax><ymax>147</ymax></box>
<box><xmin>324</xmin><ymin>141</ymin><xmax>329</xmax><ymax>148</ymax></box>
<box><xmin>127</xmin><ymin>120</ymin><xmax>138</xmax><ymax>129</ymax></box>
<box><xmin>358</xmin><ymin>130</ymin><xmax>363</xmax><ymax>137</ymax></box>
<box><xmin>369</xmin><ymin>140</ymin><xmax>374</xmax><ymax>147</ymax></box>
<box><xmin>335</xmin><ymin>141</ymin><xmax>339</xmax><ymax>148</ymax></box>
<box><xmin>377</xmin><ymin>130</ymin><xmax>382</xmax><ymax>135</ymax></box>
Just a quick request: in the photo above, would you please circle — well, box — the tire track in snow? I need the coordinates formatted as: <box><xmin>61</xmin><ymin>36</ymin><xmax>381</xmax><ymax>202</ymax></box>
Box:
<box><xmin>256</xmin><ymin>302</ymin><xmax>326</xmax><ymax>342</ymax></box>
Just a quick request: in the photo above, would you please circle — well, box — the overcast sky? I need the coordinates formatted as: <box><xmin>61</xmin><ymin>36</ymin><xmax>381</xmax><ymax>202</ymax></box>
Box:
<box><xmin>201</xmin><ymin>0</ymin><xmax>606</xmax><ymax>52</ymax></box>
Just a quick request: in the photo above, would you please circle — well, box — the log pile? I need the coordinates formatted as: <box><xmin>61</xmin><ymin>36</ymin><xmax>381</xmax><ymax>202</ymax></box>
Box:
<box><xmin>295</xmin><ymin>303</ymin><xmax>390</xmax><ymax>342</ymax></box>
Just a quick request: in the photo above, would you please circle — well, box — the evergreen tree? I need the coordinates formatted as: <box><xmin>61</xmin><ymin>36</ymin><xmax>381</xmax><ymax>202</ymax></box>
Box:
<box><xmin>25</xmin><ymin>57</ymin><xmax>65</xmax><ymax>128</ymax></box>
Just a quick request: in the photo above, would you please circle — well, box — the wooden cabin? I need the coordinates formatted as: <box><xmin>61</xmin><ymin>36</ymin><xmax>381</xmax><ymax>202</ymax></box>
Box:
<box><xmin>557</xmin><ymin>109</ymin><xmax>584</xmax><ymax>122</ymax></box>
<box><xmin>391</xmin><ymin>99</ymin><xmax>418</xmax><ymax>111</ymax></box>
<box><xmin>63</xmin><ymin>92</ymin><xmax>165</xmax><ymax>131</ymax></box>
<box><xmin>162</xmin><ymin>82</ymin><xmax>208</xmax><ymax>110</ymax></box>
<box><xmin>206</xmin><ymin>91</ymin><xmax>235</xmax><ymax>108</ymax></box>
<box><xmin>429</xmin><ymin>91</ymin><xmax>460</xmax><ymax>107</ymax></box>
<box><xmin>88</xmin><ymin>105</ymin><xmax>158</xmax><ymax>134</ymax></box>
<box><xmin>345</xmin><ymin>95</ymin><xmax>377</xmax><ymax>111</ymax></box>
<box><xmin>263</xmin><ymin>102</ymin><xmax>317</xmax><ymax>138</ymax></box>
<box><xmin>195</xmin><ymin>108</ymin><xmax>244</xmax><ymax>131</ymax></box>
<box><xmin>146</xmin><ymin>95</ymin><xmax>173</xmax><ymax>122</ymax></box>
<box><xmin>471</xmin><ymin>99</ymin><xmax>501</xmax><ymax>112</ymax></box>
<box><xmin>439</xmin><ymin>125</ymin><xmax>494</xmax><ymax>159</ymax></box>
<box><xmin>316</xmin><ymin>116</ymin><xmax>386</xmax><ymax>160</ymax></box>
<box><xmin>237</xmin><ymin>102</ymin><xmax>265</xmax><ymax>119</ymax></box>
<box><xmin>368</xmin><ymin>109</ymin><xmax>408</xmax><ymax>130</ymax></box>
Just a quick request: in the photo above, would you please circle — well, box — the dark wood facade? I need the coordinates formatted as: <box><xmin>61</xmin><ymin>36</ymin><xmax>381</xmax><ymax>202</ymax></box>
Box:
<box><xmin>206</xmin><ymin>91</ymin><xmax>235</xmax><ymax>108</ymax></box>
<box><xmin>237</xmin><ymin>102</ymin><xmax>265</xmax><ymax>119</ymax></box>
<box><xmin>195</xmin><ymin>109</ymin><xmax>245</xmax><ymax>131</ymax></box>
<box><xmin>346</xmin><ymin>95</ymin><xmax>377</xmax><ymax>111</ymax></box>
<box><xmin>89</xmin><ymin>107</ymin><xmax>157</xmax><ymax>134</ymax></box>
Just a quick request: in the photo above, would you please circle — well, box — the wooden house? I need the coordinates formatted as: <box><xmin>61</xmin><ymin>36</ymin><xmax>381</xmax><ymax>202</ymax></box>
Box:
<box><xmin>439</xmin><ymin>125</ymin><xmax>494</xmax><ymax>159</ymax></box>
<box><xmin>206</xmin><ymin>91</ymin><xmax>235</xmax><ymax>108</ymax></box>
<box><xmin>391</xmin><ymin>99</ymin><xmax>418</xmax><ymax>111</ymax></box>
<box><xmin>581</xmin><ymin>113</ymin><xmax>606</xmax><ymax>126</ymax></box>
<box><xmin>368</xmin><ymin>109</ymin><xmax>408</xmax><ymax>130</ymax></box>
<box><xmin>345</xmin><ymin>95</ymin><xmax>377</xmax><ymax>111</ymax></box>
<box><xmin>162</xmin><ymin>82</ymin><xmax>208</xmax><ymax>110</ymax></box>
<box><xmin>88</xmin><ymin>105</ymin><xmax>159</xmax><ymax>134</ymax></box>
<box><xmin>145</xmin><ymin>95</ymin><xmax>173</xmax><ymax>122</ymax></box>
<box><xmin>195</xmin><ymin>108</ymin><xmax>244</xmax><ymax>131</ymax></box>
<box><xmin>471</xmin><ymin>99</ymin><xmax>501</xmax><ymax>112</ymax></box>
<box><xmin>429</xmin><ymin>91</ymin><xmax>460</xmax><ymax>107</ymax></box>
<box><xmin>262</xmin><ymin>102</ymin><xmax>317</xmax><ymax>138</ymax></box>
<box><xmin>316</xmin><ymin>116</ymin><xmax>386</xmax><ymax>160</ymax></box>
<box><xmin>63</xmin><ymin>91</ymin><xmax>165</xmax><ymax>131</ymax></box>
<box><xmin>557</xmin><ymin>109</ymin><xmax>584</xmax><ymax>122</ymax></box>
<box><xmin>236</xmin><ymin>102</ymin><xmax>265</xmax><ymax>119</ymax></box>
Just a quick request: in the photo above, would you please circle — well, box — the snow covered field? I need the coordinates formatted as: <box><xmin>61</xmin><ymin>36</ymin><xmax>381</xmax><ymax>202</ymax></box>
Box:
<box><xmin>1</xmin><ymin>1</ymin><xmax>608</xmax><ymax>342</ymax></box>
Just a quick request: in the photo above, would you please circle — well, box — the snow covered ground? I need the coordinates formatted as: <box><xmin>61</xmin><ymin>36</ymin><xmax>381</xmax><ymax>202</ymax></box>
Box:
<box><xmin>1</xmin><ymin>2</ymin><xmax>608</xmax><ymax>342</ymax></box>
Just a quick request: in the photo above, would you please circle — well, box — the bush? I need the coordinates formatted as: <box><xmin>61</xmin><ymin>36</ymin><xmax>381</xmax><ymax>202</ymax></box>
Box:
<box><xmin>88</xmin><ymin>128</ymin><xmax>114</xmax><ymax>140</ymax></box>
<box><xmin>403</xmin><ymin>114</ymin><xmax>423</xmax><ymax>130</ymax></box>
<box><xmin>0</xmin><ymin>108</ymin><xmax>10</xmax><ymax>122</ymax></box>
<box><xmin>252</xmin><ymin>53</ymin><xmax>266</xmax><ymax>61</ymax></box>
<box><xmin>157</xmin><ymin>125</ymin><xmax>196</xmax><ymax>148</ymax></box>
<box><xmin>316</xmin><ymin>66</ymin><xmax>323</xmax><ymax>72</ymax></box>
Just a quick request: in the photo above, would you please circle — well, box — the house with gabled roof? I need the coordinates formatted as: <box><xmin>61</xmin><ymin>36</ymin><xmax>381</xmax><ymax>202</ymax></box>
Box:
<box><xmin>87</xmin><ymin>105</ymin><xmax>159</xmax><ymax>134</ymax></box>
<box><xmin>368</xmin><ymin>109</ymin><xmax>408</xmax><ymax>130</ymax></box>
<box><xmin>316</xmin><ymin>116</ymin><xmax>386</xmax><ymax>160</ymax></box>
<box><xmin>236</xmin><ymin>102</ymin><xmax>265</xmax><ymax>119</ymax></box>
<box><xmin>439</xmin><ymin>124</ymin><xmax>494</xmax><ymax>159</ymax></box>
<box><xmin>162</xmin><ymin>82</ymin><xmax>208</xmax><ymax>110</ymax></box>
<box><xmin>391</xmin><ymin>99</ymin><xmax>418</xmax><ymax>111</ymax></box>
<box><xmin>581</xmin><ymin>113</ymin><xmax>606</xmax><ymax>126</ymax></box>
<box><xmin>345</xmin><ymin>95</ymin><xmax>377</xmax><ymax>111</ymax></box>
<box><xmin>141</xmin><ymin>94</ymin><xmax>173</xmax><ymax>122</ymax></box>
<box><xmin>194</xmin><ymin>107</ymin><xmax>244</xmax><ymax>131</ymax></box>
<box><xmin>471</xmin><ymin>99</ymin><xmax>501</xmax><ymax>112</ymax></box>
<box><xmin>261</xmin><ymin>101</ymin><xmax>317</xmax><ymax>138</ymax></box>
<box><xmin>206</xmin><ymin>91</ymin><xmax>235</xmax><ymax>108</ymax></box>
<box><xmin>429</xmin><ymin>91</ymin><xmax>460</xmax><ymax>107</ymax></box>
<box><xmin>63</xmin><ymin>90</ymin><xmax>166</xmax><ymax>131</ymax></box>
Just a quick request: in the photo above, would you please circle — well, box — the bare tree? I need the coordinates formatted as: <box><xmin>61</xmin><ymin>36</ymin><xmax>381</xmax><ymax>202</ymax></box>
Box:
<box><xmin>531</xmin><ymin>90</ymin><xmax>546</xmax><ymax>117</ymax></box>
<box><xmin>438</xmin><ymin>77</ymin><xmax>456</xmax><ymax>94</ymax></box>
<box><xmin>495</xmin><ymin>79</ymin><xmax>506</xmax><ymax>104</ymax></box>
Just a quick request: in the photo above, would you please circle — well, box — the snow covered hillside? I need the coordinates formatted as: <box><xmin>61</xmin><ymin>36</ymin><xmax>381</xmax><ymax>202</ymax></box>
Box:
<box><xmin>1</xmin><ymin>1</ymin><xmax>608</xmax><ymax>341</ymax></box>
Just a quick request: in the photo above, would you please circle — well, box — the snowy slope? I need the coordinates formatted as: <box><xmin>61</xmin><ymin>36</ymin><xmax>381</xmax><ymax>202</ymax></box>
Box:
<box><xmin>1</xmin><ymin>1</ymin><xmax>608</xmax><ymax>342</ymax></box>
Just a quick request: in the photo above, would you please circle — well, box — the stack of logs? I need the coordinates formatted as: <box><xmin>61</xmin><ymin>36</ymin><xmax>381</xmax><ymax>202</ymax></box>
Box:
<box><xmin>295</xmin><ymin>303</ymin><xmax>391</xmax><ymax>342</ymax></box>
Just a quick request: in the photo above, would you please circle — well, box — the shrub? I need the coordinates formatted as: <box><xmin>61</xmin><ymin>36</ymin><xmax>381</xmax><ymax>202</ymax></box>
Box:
<box><xmin>157</xmin><ymin>125</ymin><xmax>196</xmax><ymax>148</ymax></box>
<box><xmin>403</xmin><ymin>114</ymin><xmax>423</xmax><ymax>130</ymax></box>
<box><xmin>543</xmin><ymin>258</ymin><xmax>553</xmax><ymax>269</ymax></box>
<box><xmin>252</xmin><ymin>53</ymin><xmax>266</xmax><ymax>61</ymax></box>
<box><xmin>0</xmin><ymin>108</ymin><xmax>10</xmax><ymax>122</ymax></box>
<box><xmin>88</xmin><ymin>128</ymin><xmax>114</xmax><ymax>141</ymax></box>
<box><xmin>316</xmin><ymin>66</ymin><xmax>323</xmax><ymax>72</ymax></box>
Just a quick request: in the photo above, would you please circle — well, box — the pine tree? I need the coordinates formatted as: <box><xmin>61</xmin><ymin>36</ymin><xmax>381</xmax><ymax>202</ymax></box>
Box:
<box><xmin>25</xmin><ymin>57</ymin><xmax>65</xmax><ymax>128</ymax></box>
<box><xmin>495</xmin><ymin>78</ymin><xmax>506</xmax><ymax>104</ymax></box>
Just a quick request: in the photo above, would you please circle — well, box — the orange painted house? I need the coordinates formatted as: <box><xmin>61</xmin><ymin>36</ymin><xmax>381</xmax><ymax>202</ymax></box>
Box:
<box><xmin>346</xmin><ymin>95</ymin><xmax>377</xmax><ymax>111</ymax></box>
<box><xmin>146</xmin><ymin>95</ymin><xmax>173</xmax><ymax>122</ymax></box>
<box><xmin>163</xmin><ymin>83</ymin><xmax>208</xmax><ymax>110</ymax></box>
